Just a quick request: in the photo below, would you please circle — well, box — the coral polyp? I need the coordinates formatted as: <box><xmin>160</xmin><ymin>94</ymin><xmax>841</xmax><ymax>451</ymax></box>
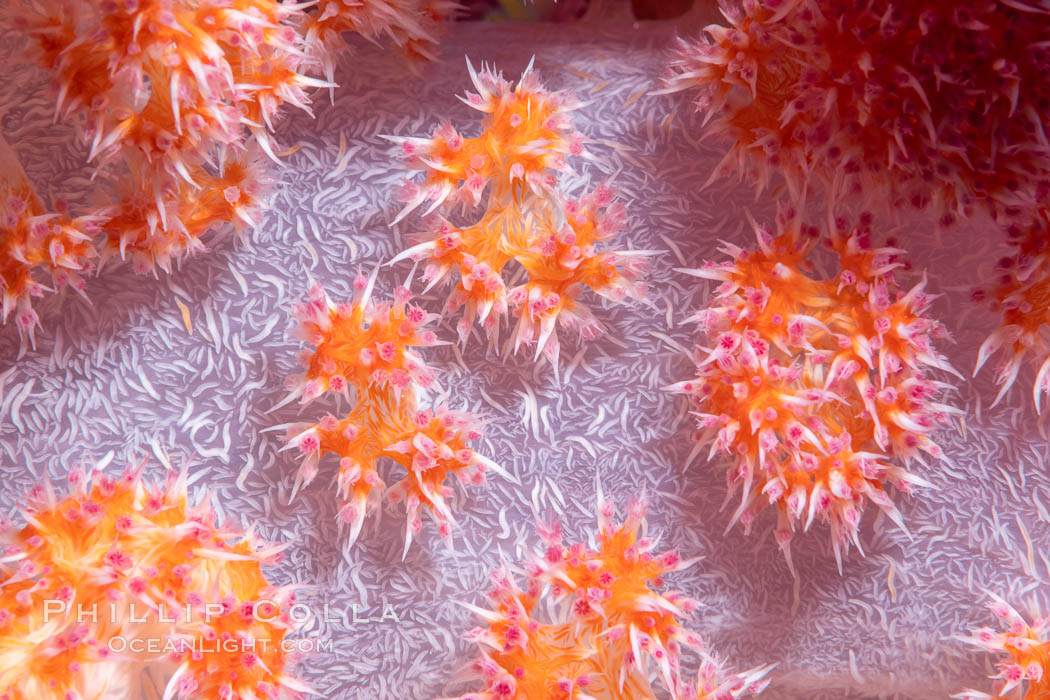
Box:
<box><xmin>389</xmin><ymin>59</ymin><xmax>650</xmax><ymax>364</ymax></box>
<box><xmin>441</xmin><ymin>491</ymin><xmax>773</xmax><ymax>699</ymax></box>
<box><xmin>664</xmin><ymin>0</ymin><xmax>1050</xmax><ymax>226</ymax></box>
<box><xmin>278</xmin><ymin>272</ymin><xmax>506</xmax><ymax>554</ymax></box>
<box><xmin>0</xmin><ymin>458</ymin><xmax>306</xmax><ymax>699</ymax></box>
<box><xmin>666</xmin><ymin>210</ymin><xmax>961</xmax><ymax>569</ymax></box>
<box><xmin>954</xmin><ymin>593</ymin><xmax>1049</xmax><ymax>700</ymax></box>
<box><xmin>973</xmin><ymin>213</ymin><xmax>1050</xmax><ymax>411</ymax></box>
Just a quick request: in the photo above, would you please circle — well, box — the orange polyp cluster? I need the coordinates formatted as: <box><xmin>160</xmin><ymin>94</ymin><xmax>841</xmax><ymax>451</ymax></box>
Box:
<box><xmin>29</xmin><ymin>0</ymin><xmax>321</xmax><ymax>166</ymax></box>
<box><xmin>291</xmin><ymin>277</ymin><xmax>441</xmax><ymax>401</ymax></box>
<box><xmin>666</xmin><ymin>210</ymin><xmax>960</xmax><ymax>571</ymax></box>
<box><xmin>396</xmin><ymin>61</ymin><xmax>578</xmax><ymax>205</ymax></box>
<box><xmin>662</xmin><ymin>0</ymin><xmax>1050</xmax><ymax>411</ymax></box>
<box><xmin>389</xmin><ymin>60</ymin><xmax>649</xmax><ymax>365</ymax></box>
<box><xmin>305</xmin><ymin>0</ymin><xmax>459</xmax><ymax>83</ymax></box>
<box><xmin>19</xmin><ymin>0</ymin><xmax>323</xmax><ymax>273</ymax></box>
<box><xmin>279</xmin><ymin>272</ymin><xmax>506</xmax><ymax>554</ymax></box>
<box><xmin>442</xmin><ymin>493</ymin><xmax>773</xmax><ymax>700</ymax></box>
<box><xmin>663</xmin><ymin>0</ymin><xmax>1050</xmax><ymax>228</ymax></box>
<box><xmin>973</xmin><ymin>214</ymin><xmax>1050</xmax><ymax>412</ymax></box>
<box><xmin>0</xmin><ymin>460</ymin><xmax>305</xmax><ymax>700</ymax></box>
<box><xmin>0</xmin><ymin>135</ymin><xmax>103</xmax><ymax>346</ymax></box>
<box><xmin>100</xmin><ymin>151</ymin><xmax>271</xmax><ymax>274</ymax></box>
<box><xmin>955</xmin><ymin>593</ymin><xmax>1050</xmax><ymax>700</ymax></box>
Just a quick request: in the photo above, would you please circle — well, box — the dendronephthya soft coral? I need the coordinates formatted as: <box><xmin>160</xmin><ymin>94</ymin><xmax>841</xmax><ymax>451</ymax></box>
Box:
<box><xmin>441</xmin><ymin>488</ymin><xmax>773</xmax><ymax>699</ymax></box>
<box><xmin>955</xmin><ymin>592</ymin><xmax>1049</xmax><ymax>699</ymax></box>
<box><xmin>972</xmin><ymin>213</ymin><xmax>1050</xmax><ymax>412</ymax></box>
<box><xmin>6</xmin><ymin>0</ymin><xmax>459</xmax><ymax>347</ymax></box>
<box><xmin>387</xmin><ymin>58</ymin><xmax>653</xmax><ymax>365</ymax></box>
<box><xmin>0</xmin><ymin>133</ymin><xmax>104</xmax><ymax>346</ymax></box>
<box><xmin>666</xmin><ymin>210</ymin><xmax>961</xmax><ymax>571</ymax></box>
<box><xmin>0</xmin><ymin>456</ymin><xmax>308</xmax><ymax>699</ymax></box>
<box><xmin>304</xmin><ymin>0</ymin><xmax>461</xmax><ymax>84</ymax></box>
<box><xmin>19</xmin><ymin>0</ymin><xmax>325</xmax><ymax>270</ymax></box>
<box><xmin>273</xmin><ymin>269</ymin><xmax>509</xmax><ymax>556</ymax></box>
<box><xmin>663</xmin><ymin>0</ymin><xmax>1050</xmax><ymax>228</ymax></box>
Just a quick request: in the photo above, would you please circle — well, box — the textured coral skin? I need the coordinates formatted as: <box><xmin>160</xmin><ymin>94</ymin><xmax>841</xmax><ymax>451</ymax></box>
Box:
<box><xmin>278</xmin><ymin>272</ymin><xmax>507</xmax><ymax>554</ymax></box>
<box><xmin>388</xmin><ymin>59</ymin><xmax>650</xmax><ymax>364</ymax></box>
<box><xmin>664</xmin><ymin>0</ymin><xmax>1050</xmax><ymax>228</ymax></box>
<box><xmin>666</xmin><ymin>209</ymin><xmax>961</xmax><ymax>570</ymax></box>
<box><xmin>441</xmin><ymin>492</ymin><xmax>773</xmax><ymax>699</ymax></box>
<box><xmin>955</xmin><ymin>593</ymin><xmax>1050</xmax><ymax>700</ymax></box>
<box><xmin>0</xmin><ymin>461</ymin><xmax>306</xmax><ymax>700</ymax></box>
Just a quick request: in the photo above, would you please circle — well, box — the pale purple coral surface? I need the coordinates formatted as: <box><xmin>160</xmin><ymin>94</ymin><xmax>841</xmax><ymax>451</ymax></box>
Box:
<box><xmin>0</xmin><ymin>10</ymin><xmax>1048</xmax><ymax>700</ymax></box>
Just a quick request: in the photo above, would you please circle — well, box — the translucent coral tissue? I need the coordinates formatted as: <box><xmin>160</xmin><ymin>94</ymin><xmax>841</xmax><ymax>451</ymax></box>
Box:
<box><xmin>0</xmin><ymin>458</ymin><xmax>308</xmax><ymax>700</ymax></box>
<box><xmin>666</xmin><ymin>210</ymin><xmax>962</xmax><ymax>571</ymax></box>
<box><xmin>440</xmin><ymin>489</ymin><xmax>773</xmax><ymax>699</ymax></box>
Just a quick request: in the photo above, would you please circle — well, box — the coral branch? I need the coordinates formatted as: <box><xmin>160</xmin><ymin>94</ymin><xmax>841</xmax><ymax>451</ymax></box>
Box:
<box><xmin>305</xmin><ymin>0</ymin><xmax>461</xmax><ymax>82</ymax></box>
<box><xmin>664</xmin><ymin>0</ymin><xmax>1050</xmax><ymax>227</ymax></box>
<box><xmin>19</xmin><ymin>0</ymin><xmax>321</xmax><ymax>274</ymax></box>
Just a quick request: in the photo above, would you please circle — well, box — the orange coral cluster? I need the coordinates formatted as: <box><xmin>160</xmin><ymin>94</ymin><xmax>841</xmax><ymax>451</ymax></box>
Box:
<box><xmin>0</xmin><ymin>460</ymin><xmax>307</xmax><ymax>699</ymax></box>
<box><xmin>279</xmin><ymin>271</ymin><xmax>507</xmax><ymax>554</ymax></box>
<box><xmin>662</xmin><ymin>0</ymin><xmax>1050</xmax><ymax>409</ymax></box>
<box><xmin>22</xmin><ymin>0</ymin><xmax>324</xmax><ymax>266</ymax></box>
<box><xmin>973</xmin><ymin>214</ymin><xmax>1050</xmax><ymax>412</ymax></box>
<box><xmin>7</xmin><ymin>0</ymin><xmax>459</xmax><ymax>347</ymax></box>
<box><xmin>305</xmin><ymin>0</ymin><xmax>460</xmax><ymax>83</ymax></box>
<box><xmin>666</xmin><ymin>210</ymin><xmax>961</xmax><ymax>570</ymax></box>
<box><xmin>955</xmin><ymin>593</ymin><xmax>1049</xmax><ymax>700</ymax></box>
<box><xmin>0</xmin><ymin>135</ymin><xmax>103</xmax><ymax>345</ymax></box>
<box><xmin>663</xmin><ymin>0</ymin><xmax>1050</xmax><ymax>228</ymax></box>
<box><xmin>442</xmin><ymin>492</ymin><xmax>773</xmax><ymax>699</ymax></box>
<box><xmin>388</xmin><ymin>59</ymin><xmax>651</xmax><ymax>364</ymax></box>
